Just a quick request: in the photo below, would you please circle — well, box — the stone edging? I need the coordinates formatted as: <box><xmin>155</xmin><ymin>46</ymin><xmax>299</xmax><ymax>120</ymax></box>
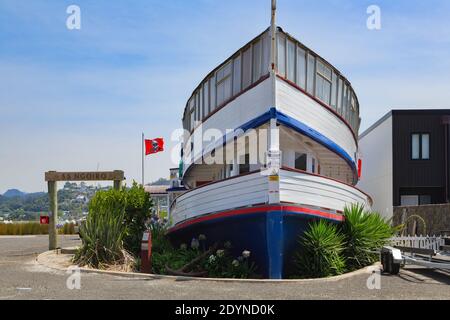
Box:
<box><xmin>37</xmin><ymin>249</ymin><xmax>381</xmax><ymax>283</ymax></box>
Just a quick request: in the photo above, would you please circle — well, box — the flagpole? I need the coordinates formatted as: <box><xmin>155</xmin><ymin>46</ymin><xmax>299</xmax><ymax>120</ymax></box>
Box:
<box><xmin>142</xmin><ymin>132</ymin><xmax>145</xmax><ymax>186</ymax></box>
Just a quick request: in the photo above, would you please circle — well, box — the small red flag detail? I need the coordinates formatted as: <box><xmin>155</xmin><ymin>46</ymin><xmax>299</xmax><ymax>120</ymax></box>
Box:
<box><xmin>358</xmin><ymin>159</ymin><xmax>362</xmax><ymax>179</ymax></box>
<box><xmin>145</xmin><ymin>138</ymin><xmax>164</xmax><ymax>155</ymax></box>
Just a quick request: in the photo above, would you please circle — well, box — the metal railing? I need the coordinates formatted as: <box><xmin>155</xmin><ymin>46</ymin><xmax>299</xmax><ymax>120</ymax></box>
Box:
<box><xmin>390</xmin><ymin>235</ymin><xmax>445</xmax><ymax>252</ymax></box>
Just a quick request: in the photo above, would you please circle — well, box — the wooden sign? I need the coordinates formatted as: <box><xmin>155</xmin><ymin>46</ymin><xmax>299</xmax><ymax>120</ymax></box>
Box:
<box><xmin>45</xmin><ymin>170</ymin><xmax>124</xmax><ymax>182</ymax></box>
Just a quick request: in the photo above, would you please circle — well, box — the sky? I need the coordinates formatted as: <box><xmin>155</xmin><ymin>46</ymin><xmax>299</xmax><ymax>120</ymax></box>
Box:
<box><xmin>1</xmin><ymin>0</ymin><xmax>450</xmax><ymax>193</ymax></box>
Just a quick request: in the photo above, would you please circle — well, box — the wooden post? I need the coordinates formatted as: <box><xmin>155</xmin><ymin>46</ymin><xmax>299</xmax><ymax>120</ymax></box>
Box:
<box><xmin>48</xmin><ymin>180</ymin><xmax>58</xmax><ymax>250</ymax></box>
<box><xmin>113</xmin><ymin>179</ymin><xmax>122</xmax><ymax>190</ymax></box>
<box><xmin>113</xmin><ymin>170</ymin><xmax>123</xmax><ymax>190</ymax></box>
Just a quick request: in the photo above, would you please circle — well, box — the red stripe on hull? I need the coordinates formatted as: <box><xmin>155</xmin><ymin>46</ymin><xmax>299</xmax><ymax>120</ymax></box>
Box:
<box><xmin>167</xmin><ymin>205</ymin><xmax>344</xmax><ymax>234</ymax></box>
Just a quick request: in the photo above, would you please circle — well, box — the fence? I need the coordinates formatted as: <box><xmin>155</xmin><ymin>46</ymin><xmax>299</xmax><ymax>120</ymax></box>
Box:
<box><xmin>390</xmin><ymin>236</ymin><xmax>445</xmax><ymax>251</ymax></box>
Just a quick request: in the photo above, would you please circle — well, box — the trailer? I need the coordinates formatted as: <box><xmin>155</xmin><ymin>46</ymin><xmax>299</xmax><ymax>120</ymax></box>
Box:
<box><xmin>381</xmin><ymin>242</ymin><xmax>450</xmax><ymax>275</ymax></box>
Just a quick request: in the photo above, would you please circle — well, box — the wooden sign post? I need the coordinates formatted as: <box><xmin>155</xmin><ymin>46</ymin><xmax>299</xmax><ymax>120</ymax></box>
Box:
<box><xmin>44</xmin><ymin>170</ymin><xmax>125</xmax><ymax>250</ymax></box>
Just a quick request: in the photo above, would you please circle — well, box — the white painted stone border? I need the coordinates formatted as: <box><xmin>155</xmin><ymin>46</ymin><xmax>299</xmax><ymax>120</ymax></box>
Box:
<box><xmin>37</xmin><ymin>249</ymin><xmax>382</xmax><ymax>283</ymax></box>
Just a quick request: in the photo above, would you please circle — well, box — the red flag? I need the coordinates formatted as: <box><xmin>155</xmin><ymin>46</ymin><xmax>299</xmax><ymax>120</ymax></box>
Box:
<box><xmin>145</xmin><ymin>138</ymin><xmax>164</xmax><ymax>155</ymax></box>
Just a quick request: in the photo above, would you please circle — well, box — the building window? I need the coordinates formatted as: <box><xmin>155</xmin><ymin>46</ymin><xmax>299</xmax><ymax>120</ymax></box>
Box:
<box><xmin>401</xmin><ymin>195</ymin><xmax>431</xmax><ymax>206</ymax></box>
<box><xmin>412</xmin><ymin>133</ymin><xmax>430</xmax><ymax>160</ymax></box>
<box><xmin>295</xmin><ymin>153</ymin><xmax>307</xmax><ymax>171</ymax></box>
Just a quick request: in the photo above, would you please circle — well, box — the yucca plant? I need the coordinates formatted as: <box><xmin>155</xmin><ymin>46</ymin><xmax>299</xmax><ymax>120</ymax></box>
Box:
<box><xmin>341</xmin><ymin>203</ymin><xmax>396</xmax><ymax>270</ymax></box>
<box><xmin>74</xmin><ymin>190</ymin><xmax>129</xmax><ymax>269</ymax></box>
<box><xmin>294</xmin><ymin>220</ymin><xmax>346</xmax><ymax>278</ymax></box>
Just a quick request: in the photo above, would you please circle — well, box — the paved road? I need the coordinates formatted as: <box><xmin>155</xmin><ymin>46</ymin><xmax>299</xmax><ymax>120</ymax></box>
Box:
<box><xmin>0</xmin><ymin>235</ymin><xmax>449</xmax><ymax>300</ymax></box>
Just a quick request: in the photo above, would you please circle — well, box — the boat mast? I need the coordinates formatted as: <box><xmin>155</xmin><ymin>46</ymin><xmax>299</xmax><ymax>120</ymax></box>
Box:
<box><xmin>270</xmin><ymin>0</ymin><xmax>277</xmax><ymax>73</ymax></box>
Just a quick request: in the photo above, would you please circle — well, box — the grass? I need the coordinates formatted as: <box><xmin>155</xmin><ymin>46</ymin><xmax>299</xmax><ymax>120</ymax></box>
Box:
<box><xmin>0</xmin><ymin>222</ymin><xmax>76</xmax><ymax>235</ymax></box>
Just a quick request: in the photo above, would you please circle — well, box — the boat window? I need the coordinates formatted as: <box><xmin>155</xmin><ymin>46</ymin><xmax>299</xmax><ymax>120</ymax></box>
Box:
<box><xmin>262</xmin><ymin>32</ymin><xmax>270</xmax><ymax>75</ymax></box>
<box><xmin>216</xmin><ymin>62</ymin><xmax>232</xmax><ymax>106</ymax></box>
<box><xmin>196</xmin><ymin>91</ymin><xmax>201</xmax><ymax>121</ymax></box>
<box><xmin>337</xmin><ymin>78</ymin><xmax>343</xmax><ymax>115</ymax></box>
<box><xmin>295</xmin><ymin>153</ymin><xmax>307</xmax><ymax>171</ymax></box>
<box><xmin>316</xmin><ymin>60</ymin><xmax>332</xmax><ymax>105</ymax></box>
<box><xmin>242</xmin><ymin>46</ymin><xmax>252</xmax><ymax>89</ymax></box>
<box><xmin>296</xmin><ymin>46</ymin><xmax>306</xmax><ymax>89</ymax></box>
<box><xmin>331</xmin><ymin>72</ymin><xmax>338</xmax><ymax>111</ymax></box>
<box><xmin>277</xmin><ymin>33</ymin><xmax>286</xmax><ymax>77</ymax></box>
<box><xmin>203</xmin><ymin>81</ymin><xmax>209</xmax><ymax>115</ymax></box>
<box><xmin>287</xmin><ymin>39</ymin><xmax>296</xmax><ymax>82</ymax></box>
<box><xmin>233</xmin><ymin>55</ymin><xmax>241</xmax><ymax>96</ymax></box>
<box><xmin>253</xmin><ymin>40</ymin><xmax>262</xmax><ymax>82</ymax></box>
<box><xmin>209</xmin><ymin>75</ymin><xmax>216</xmax><ymax>111</ymax></box>
<box><xmin>239</xmin><ymin>154</ymin><xmax>251</xmax><ymax>174</ymax></box>
<box><xmin>199</xmin><ymin>87</ymin><xmax>203</xmax><ymax>121</ymax></box>
<box><xmin>342</xmin><ymin>83</ymin><xmax>349</xmax><ymax>118</ymax></box>
<box><xmin>306</xmin><ymin>53</ymin><xmax>315</xmax><ymax>95</ymax></box>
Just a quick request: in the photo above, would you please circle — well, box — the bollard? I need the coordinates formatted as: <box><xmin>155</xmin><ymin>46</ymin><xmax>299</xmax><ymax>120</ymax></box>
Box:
<box><xmin>140</xmin><ymin>230</ymin><xmax>152</xmax><ymax>273</ymax></box>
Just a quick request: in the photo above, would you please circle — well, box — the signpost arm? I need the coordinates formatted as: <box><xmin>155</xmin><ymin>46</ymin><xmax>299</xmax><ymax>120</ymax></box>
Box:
<box><xmin>48</xmin><ymin>180</ymin><xmax>58</xmax><ymax>250</ymax></box>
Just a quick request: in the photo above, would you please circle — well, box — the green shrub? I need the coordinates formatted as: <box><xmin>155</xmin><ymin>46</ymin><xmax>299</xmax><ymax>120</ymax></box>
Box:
<box><xmin>123</xmin><ymin>182</ymin><xmax>153</xmax><ymax>255</ymax></box>
<box><xmin>341</xmin><ymin>204</ymin><xmax>396</xmax><ymax>270</ymax></box>
<box><xmin>294</xmin><ymin>220</ymin><xmax>346</xmax><ymax>278</ymax></box>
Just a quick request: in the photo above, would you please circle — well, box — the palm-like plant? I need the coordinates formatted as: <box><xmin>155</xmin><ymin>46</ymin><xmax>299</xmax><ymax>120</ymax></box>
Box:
<box><xmin>74</xmin><ymin>191</ymin><xmax>128</xmax><ymax>269</ymax></box>
<box><xmin>294</xmin><ymin>220</ymin><xmax>346</xmax><ymax>278</ymax></box>
<box><xmin>341</xmin><ymin>203</ymin><xmax>395</xmax><ymax>270</ymax></box>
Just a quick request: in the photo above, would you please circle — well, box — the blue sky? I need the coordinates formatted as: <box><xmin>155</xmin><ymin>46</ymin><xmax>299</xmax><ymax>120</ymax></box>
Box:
<box><xmin>1</xmin><ymin>0</ymin><xmax>450</xmax><ymax>193</ymax></box>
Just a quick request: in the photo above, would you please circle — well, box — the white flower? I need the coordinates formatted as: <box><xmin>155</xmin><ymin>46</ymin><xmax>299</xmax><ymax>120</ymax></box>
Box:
<box><xmin>209</xmin><ymin>255</ymin><xmax>216</xmax><ymax>263</ymax></box>
<box><xmin>232</xmin><ymin>260</ymin><xmax>239</xmax><ymax>267</ymax></box>
<box><xmin>180</xmin><ymin>243</ymin><xmax>187</xmax><ymax>250</ymax></box>
<box><xmin>242</xmin><ymin>250</ymin><xmax>251</xmax><ymax>258</ymax></box>
<box><xmin>199</xmin><ymin>234</ymin><xmax>206</xmax><ymax>241</ymax></box>
<box><xmin>216</xmin><ymin>249</ymin><xmax>225</xmax><ymax>258</ymax></box>
<box><xmin>224</xmin><ymin>241</ymin><xmax>232</xmax><ymax>249</ymax></box>
<box><xmin>191</xmin><ymin>238</ymin><xmax>200</xmax><ymax>249</ymax></box>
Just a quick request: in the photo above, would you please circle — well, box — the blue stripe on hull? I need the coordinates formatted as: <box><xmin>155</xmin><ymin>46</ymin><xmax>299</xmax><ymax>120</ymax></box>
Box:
<box><xmin>167</xmin><ymin>208</ymin><xmax>341</xmax><ymax>279</ymax></box>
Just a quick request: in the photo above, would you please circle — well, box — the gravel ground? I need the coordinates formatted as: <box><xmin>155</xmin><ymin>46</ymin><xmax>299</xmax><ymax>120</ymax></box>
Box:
<box><xmin>0</xmin><ymin>235</ymin><xmax>449</xmax><ymax>300</ymax></box>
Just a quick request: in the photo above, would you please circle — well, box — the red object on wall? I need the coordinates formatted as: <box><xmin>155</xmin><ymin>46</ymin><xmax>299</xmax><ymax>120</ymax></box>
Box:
<box><xmin>140</xmin><ymin>230</ymin><xmax>152</xmax><ymax>273</ymax></box>
<box><xmin>145</xmin><ymin>138</ymin><xmax>164</xmax><ymax>155</ymax></box>
<box><xmin>40</xmin><ymin>216</ymin><xmax>50</xmax><ymax>225</ymax></box>
<box><xmin>358</xmin><ymin>159</ymin><xmax>362</xmax><ymax>179</ymax></box>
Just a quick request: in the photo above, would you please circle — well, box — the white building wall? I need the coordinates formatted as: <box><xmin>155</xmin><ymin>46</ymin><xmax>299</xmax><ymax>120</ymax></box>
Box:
<box><xmin>357</xmin><ymin>115</ymin><xmax>393</xmax><ymax>219</ymax></box>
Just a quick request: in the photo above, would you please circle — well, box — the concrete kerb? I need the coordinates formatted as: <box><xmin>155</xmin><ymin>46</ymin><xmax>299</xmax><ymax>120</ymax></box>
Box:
<box><xmin>37</xmin><ymin>249</ymin><xmax>382</xmax><ymax>283</ymax></box>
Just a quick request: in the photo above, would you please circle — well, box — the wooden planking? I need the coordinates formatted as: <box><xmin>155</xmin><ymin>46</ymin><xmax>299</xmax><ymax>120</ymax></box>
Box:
<box><xmin>279</xmin><ymin>170</ymin><xmax>370</xmax><ymax>211</ymax></box>
<box><xmin>183</xmin><ymin>78</ymin><xmax>273</xmax><ymax>172</ymax></box>
<box><xmin>276</xmin><ymin>79</ymin><xmax>357</xmax><ymax>164</ymax></box>
<box><xmin>172</xmin><ymin>172</ymin><xmax>269</xmax><ymax>225</ymax></box>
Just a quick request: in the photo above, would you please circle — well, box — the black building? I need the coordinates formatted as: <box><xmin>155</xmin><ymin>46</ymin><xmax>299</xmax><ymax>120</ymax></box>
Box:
<box><xmin>358</xmin><ymin>110</ymin><xmax>450</xmax><ymax>218</ymax></box>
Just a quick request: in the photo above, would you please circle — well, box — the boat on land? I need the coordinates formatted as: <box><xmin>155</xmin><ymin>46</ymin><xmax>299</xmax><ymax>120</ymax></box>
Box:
<box><xmin>166</xmin><ymin>1</ymin><xmax>372</xmax><ymax>279</ymax></box>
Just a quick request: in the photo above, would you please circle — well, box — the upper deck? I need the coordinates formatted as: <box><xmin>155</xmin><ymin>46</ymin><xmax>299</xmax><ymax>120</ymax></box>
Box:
<box><xmin>181</xmin><ymin>27</ymin><xmax>361</xmax><ymax>139</ymax></box>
